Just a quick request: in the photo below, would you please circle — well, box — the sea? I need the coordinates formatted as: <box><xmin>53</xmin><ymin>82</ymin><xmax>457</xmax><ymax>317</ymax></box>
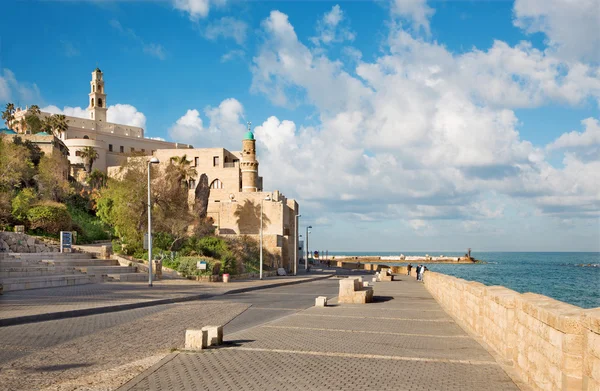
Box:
<box><xmin>326</xmin><ymin>252</ymin><xmax>600</xmax><ymax>309</ymax></box>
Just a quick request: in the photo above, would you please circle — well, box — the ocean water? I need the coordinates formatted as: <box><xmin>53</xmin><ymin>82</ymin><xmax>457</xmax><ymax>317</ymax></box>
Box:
<box><xmin>327</xmin><ymin>252</ymin><xmax>600</xmax><ymax>308</ymax></box>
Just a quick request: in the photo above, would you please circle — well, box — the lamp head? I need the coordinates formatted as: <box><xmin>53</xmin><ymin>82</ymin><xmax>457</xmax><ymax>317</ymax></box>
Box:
<box><xmin>308</xmin><ymin>225</ymin><xmax>312</xmax><ymax>229</ymax></box>
<box><xmin>149</xmin><ymin>157</ymin><xmax>160</xmax><ymax>164</ymax></box>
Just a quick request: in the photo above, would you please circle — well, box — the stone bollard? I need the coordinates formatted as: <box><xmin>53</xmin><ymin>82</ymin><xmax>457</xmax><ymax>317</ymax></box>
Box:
<box><xmin>315</xmin><ymin>296</ymin><xmax>327</xmax><ymax>307</ymax></box>
<box><xmin>363</xmin><ymin>282</ymin><xmax>369</xmax><ymax>287</ymax></box>
<box><xmin>202</xmin><ymin>325</ymin><xmax>223</xmax><ymax>346</ymax></box>
<box><xmin>185</xmin><ymin>329</ymin><xmax>208</xmax><ymax>350</ymax></box>
<box><xmin>154</xmin><ymin>259</ymin><xmax>162</xmax><ymax>280</ymax></box>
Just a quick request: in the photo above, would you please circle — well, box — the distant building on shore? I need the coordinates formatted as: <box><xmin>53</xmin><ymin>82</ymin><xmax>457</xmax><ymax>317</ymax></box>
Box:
<box><xmin>12</xmin><ymin>68</ymin><xmax>192</xmax><ymax>176</ymax></box>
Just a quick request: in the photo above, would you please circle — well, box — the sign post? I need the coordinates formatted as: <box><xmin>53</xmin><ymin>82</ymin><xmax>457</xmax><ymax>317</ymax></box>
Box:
<box><xmin>60</xmin><ymin>231</ymin><xmax>72</xmax><ymax>253</ymax></box>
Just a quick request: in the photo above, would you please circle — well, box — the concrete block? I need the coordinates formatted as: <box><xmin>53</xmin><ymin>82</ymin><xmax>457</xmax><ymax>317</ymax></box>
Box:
<box><xmin>363</xmin><ymin>281</ymin><xmax>369</xmax><ymax>287</ymax></box>
<box><xmin>202</xmin><ymin>325</ymin><xmax>223</xmax><ymax>346</ymax></box>
<box><xmin>339</xmin><ymin>279</ymin><xmax>356</xmax><ymax>297</ymax></box>
<box><xmin>185</xmin><ymin>329</ymin><xmax>208</xmax><ymax>350</ymax></box>
<box><xmin>315</xmin><ymin>296</ymin><xmax>327</xmax><ymax>307</ymax></box>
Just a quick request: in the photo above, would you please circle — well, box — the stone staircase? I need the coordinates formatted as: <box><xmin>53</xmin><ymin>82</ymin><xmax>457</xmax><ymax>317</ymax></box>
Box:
<box><xmin>0</xmin><ymin>252</ymin><xmax>146</xmax><ymax>292</ymax></box>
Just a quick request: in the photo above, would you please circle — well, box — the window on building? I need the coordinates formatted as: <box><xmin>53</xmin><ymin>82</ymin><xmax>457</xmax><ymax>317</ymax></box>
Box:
<box><xmin>120</xmin><ymin>146</ymin><xmax>124</xmax><ymax>153</ymax></box>
<box><xmin>83</xmin><ymin>135</ymin><xmax>89</xmax><ymax>139</ymax></box>
<box><xmin>75</xmin><ymin>151</ymin><xmax>81</xmax><ymax>157</ymax></box>
<box><xmin>189</xmin><ymin>179</ymin><xmax>196</xmax><ymax>189</ymax></box>
<box><xmin>98</xmin><ymin>98</ymin><xmax>103</xmax><ymax>108</ymax></box>
<box><xmin>98</xmin><ymin>85</ymin><xmax>102</xmax><ymax>92</ymax></box>
<box><xmin>109</xmin><ymin>144</ymin><xmax>113</xmax><ymax>152</ymax></box>
<box><xmin>210</xmin><ymin>179</ymin><xmax>223</xmax><ymax>189</ymax></box>
<box><xmin>194</xmin><ymin>157</ymin><xmax>199</xmax><ymax>167</ymax></box>
<box><xmin>213</xmin><ymin>156</ymin><xmax>219</xmax><ymax>167</ymax></box>
<box><xmin>93</xmin><ymin>85</ymin><xmax>95</xmax><ymax>92</ymax></box>
<box><xmin>131</xmin><ymin>147</ymin><xmax>135</xmax><ymax>152</ymax></box>
<box><xmin>91</xmin><ymin>98</ymin><xmax>95</xmax><ymax>107</ymax></box>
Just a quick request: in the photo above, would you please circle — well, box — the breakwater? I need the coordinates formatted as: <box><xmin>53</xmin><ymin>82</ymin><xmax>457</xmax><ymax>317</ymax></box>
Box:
<box><xmin>422</xmin><ymin>271</ymin><xmax>599</xmax><ymax>391</ymax></box>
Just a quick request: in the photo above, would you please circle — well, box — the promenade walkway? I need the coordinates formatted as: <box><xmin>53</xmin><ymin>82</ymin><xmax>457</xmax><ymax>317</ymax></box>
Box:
<box><xmin>0</xmin><ymin>274</ymin><xmax>332</xmax><ymax>326</ymax></box>
<box><xmin>119</xmin><ymin>273</ymin><xmax>521</xmax><ymax>391</ymax></box>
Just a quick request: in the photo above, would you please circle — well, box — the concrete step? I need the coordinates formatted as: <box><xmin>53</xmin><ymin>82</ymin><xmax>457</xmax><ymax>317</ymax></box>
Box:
<box><xmin>0</xmin><ymin>274</ymin><xmax>93</xmax><ymax>292</ymax></box>
<box><xmin>106</xmin><ymin>273</ymin><xmax>148</xmax><ymax>282</ymax></box>
<box><xmin>9</xmin><ymin>252</ymin><xmax>94</xmax><ymax>260</ymax></box>
<box><xmin>0</xmin><ymin>266</ymin><xmax>79</xmax><ymax>278</ymax></box>
<box><xmin>76</xmin><ymin>266</ymin><xmax>137</xmax><ymax>275</ymax></box>
<box><xmin>42</xmin><ymin>259</ymin><xmax>117</xmax><ymax>267</ymax></box>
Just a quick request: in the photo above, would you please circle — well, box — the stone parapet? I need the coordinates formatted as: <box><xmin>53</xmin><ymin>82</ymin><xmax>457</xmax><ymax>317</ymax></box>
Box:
<box><xmin>423</xmin><ymin>271</ymin><xmax>599</xmax><ymax>391</ymax></box>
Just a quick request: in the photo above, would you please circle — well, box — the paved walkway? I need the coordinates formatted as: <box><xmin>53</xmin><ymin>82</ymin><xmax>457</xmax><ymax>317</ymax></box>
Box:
<box><xmin>119</xmin><ymin>274</ymin><xmax>521</xmax><ymax>391</ymax></box>
<box><xmin>0</xmin><ymin>273</ymin><xmax>332</xmax><ymax>325</ymax></box>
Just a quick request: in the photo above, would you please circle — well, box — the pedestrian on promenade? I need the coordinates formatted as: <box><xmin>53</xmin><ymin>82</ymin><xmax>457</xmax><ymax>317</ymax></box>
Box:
<box><xmin>407</xmin><ymin>263</ymin><xmax>412</xmax><ymax>276</ymax></box>
<box><xmin>415</xmin><ymin>265</ymin><xmax>420</xmax><ymax>281</ymax></box>
<box><xmin>418</xmin><ymin>265</ymin><xmax>425</xmax><ymax>281</ymax></box>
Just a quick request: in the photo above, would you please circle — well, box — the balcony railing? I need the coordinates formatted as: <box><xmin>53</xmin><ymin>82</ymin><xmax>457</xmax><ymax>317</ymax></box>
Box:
<box><xmin>223</xmin><ymin>162</ymin><xmax>237</xmax><ymax>168</ymax></box>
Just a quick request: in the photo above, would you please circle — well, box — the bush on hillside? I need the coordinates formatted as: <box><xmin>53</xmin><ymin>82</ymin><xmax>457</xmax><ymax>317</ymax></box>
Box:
<box><xmin>67</xmin><ymin>205</ymin><xmax>111</xmax><ymax>244</ymax></box>
<box><xmin>197</xmin><ymin>236</ymin><xmax>228</xmax><ymax>259</ymax></box>
<box><xmin>11</xmin><ymin>188</ymin><xmax>37</xmax><ymax>223</ymax></box>
<box><xmin>27</xmin><ymin>202</ymin><xmax>72</xmax><ymax>234</ymax></box>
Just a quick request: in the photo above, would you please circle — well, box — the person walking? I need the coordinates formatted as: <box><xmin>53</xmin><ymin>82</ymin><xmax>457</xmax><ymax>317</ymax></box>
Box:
<box><xmin>407</xmin><ymin>263</ymin><xmax>412</xmax><ymax>276</ymax></box>
<box><xmin>415</xmin><ymin>265</ymin><xmax>421</xmax><ymax>281</ymax></box>
<box><xmin>418</xmin><ymin>265</ymin><xmax>425</xmax><ymax>281</ymax></box>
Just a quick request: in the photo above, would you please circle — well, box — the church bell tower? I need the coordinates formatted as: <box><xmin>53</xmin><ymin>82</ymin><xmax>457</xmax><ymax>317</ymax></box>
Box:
<box><xmin>241</xmin><ymin>122</ymin><xmax>259</xmax><ymax>192</ymax></box>
<box><xmin>88</xmin><ymin>68</ymin><xmax>107</xmax><ymax>122</ymax></box>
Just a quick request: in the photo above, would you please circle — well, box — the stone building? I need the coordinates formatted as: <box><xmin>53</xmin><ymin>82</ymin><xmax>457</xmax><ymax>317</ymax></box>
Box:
<box><xmin>12</xmin><ymin>68</ymin><xmax>193</xmax><ymax>174</ymax></box>
<box><xmin>110</xmin><ymin>130</ymin><xmax>300</xmax><ymax>272</ymax></box>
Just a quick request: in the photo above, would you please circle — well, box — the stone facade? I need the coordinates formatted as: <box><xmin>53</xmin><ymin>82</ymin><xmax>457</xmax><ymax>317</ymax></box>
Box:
<box><xmin>423</xmin><ymin>271</ymin><xmax>600</xmax><ymax>391</ymax></box>
<box><xmin>0</xmin><ymin>232</ymin><xmax>60</xmax><ymax>253</ymax></box>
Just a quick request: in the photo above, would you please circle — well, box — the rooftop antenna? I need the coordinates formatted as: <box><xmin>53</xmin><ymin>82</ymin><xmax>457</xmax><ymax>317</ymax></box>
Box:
<box><xmin>247</xmin><ymin>121</ymin><xmax>252</xmax><ymax>132</ymax></box>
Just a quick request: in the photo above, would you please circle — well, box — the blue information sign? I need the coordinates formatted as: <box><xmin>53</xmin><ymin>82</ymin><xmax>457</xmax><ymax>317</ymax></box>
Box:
<box><xmin>60</xmin><ymin>231</ymin><xmax>72</xmax><ymax>253</ymax></box>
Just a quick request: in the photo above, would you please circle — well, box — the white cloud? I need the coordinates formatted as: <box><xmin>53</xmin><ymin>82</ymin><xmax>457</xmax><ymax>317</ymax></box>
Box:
<box><xmin>221</xmin><ymin>49</ymin><xmax>245</xmax><ymax>63</ymax></box>
<box><xmin>42</xmin><ymin>103</ymin><xmax>147</xmax><ymax>128</ymax></box>
<box><xmin>168</xmin><ymin>98</ymin><xmax>245</xmax><ymax>150</ymax></box>
<box><xmin>110</xmin><ymin>19</ymin><xmax>167</xmax><ymax>60</ymax></box>
<box><xmin>60</xmin><ymin>40</ymin><xmax>79</xmax><ymax>58</ymax></box>
<box><xmin>247</xmin><ymin>9</ymin><xmax>600</xmax><ymax>224</ymax></box>
<box><xmin>205</xmin><ymin>17</ymin><xmax>248</xmax><ymax>45</ymax></box>
<box><xmin>547</xmin><ymin>118</ymin><xmax>600</xmax><ymax>151</ymax></box>
<box><xmin>513</xmin><ymin>0</ymin><xmax>600</xmax><ymax>62</ymax></box>
<box><xmin>0</xmin><ymin>69</ymin><xmax>42</xmax><ymax>105</ymax></box>
<box><xmin>310</xmin><ymin>5</ymin><xmax>355</xmax><ymax>46</ymax></box>
<box><xmin>391</xmin><ymin>0</ymin><xmax>435</xmax><ymax>35</ymax></box>
<box><xmin>173</xmin><ymin>0</ymin><xmax>226</xmax><ymax>20</ymax></box>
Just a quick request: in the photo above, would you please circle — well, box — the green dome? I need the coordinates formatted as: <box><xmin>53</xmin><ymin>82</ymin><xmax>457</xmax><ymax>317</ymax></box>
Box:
<box><xmin>0</xmin><ymin>128</ymin><xmax>16</xmax><ymax>135</ymax></box>
<box><xmin>36</xmin><ymin>132</ymin><xmax>50</xmax><ymax>136</ymax></box>
<box><xmin>243</xmin><ymin>131</ymin><xmax>255</xmax><ymax>140</ymax></box>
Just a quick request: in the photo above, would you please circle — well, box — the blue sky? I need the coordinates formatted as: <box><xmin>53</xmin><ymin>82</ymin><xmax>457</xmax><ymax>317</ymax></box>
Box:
<box><xmin>1</xmin><ymin>0</ymin><xmax>599</xmax><ymax>252</ymax></box>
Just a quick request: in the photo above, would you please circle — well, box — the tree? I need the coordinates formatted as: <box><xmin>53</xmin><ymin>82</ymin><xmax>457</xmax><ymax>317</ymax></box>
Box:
<box><xmin>29</xmin><ymin>105</ymin><xmax>41</xmax><ymax>115</ymax></box>
<box><xmin>36</xmin><ymin>154</ymin><xmax>71</xmax><ymax>202</ymax></box>
<box><xmin>80</xmin><ymin>146</ymin><xmax>99</xmax><ymax>173</ymax></box>
<box><xmin>25</xmin><ymin>112</ymin><xmax>43</xmax><ymax>134</ymax></box>
<box><xmin>0</xmin><ymin>136</ymin><xmax>34</xmax><ymax>191</ymax></box>
<box><xmin>51</xmin><ymin>114</ymin><xmax>69</xmax><ymax>137</ymax></box>
<box><xmin>2</xmin><ymin>103</ymin><xmax>15</xmax><ymax>128</ymax></box>
<box><xmin>41</xmin><ymin>116</ymin><xmax>55</xmax><ymax>134</ymax></box>
<box><xmin>169</xmin><ymin>155</ymin><xmax>197</xmax><ymax>189</ymax></box>
<box><xmin>86</xmin><ymin>169</ymin><xmax>108</xmax><ymax>189</ymax></box>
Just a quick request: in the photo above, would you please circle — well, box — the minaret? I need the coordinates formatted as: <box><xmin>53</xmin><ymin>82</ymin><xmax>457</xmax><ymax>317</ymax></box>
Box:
<box><xmin>241</xmin><ymin>122</ymin><xmax>259</xmax><ymax>192</ymax></box>
<box><xmin>88</xmin><ymin>68</ymin><xmax>107</xmax><ymax>122</ymax></box>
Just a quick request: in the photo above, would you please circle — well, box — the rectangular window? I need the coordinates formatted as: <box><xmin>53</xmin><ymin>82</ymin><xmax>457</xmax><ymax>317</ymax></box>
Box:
<box><xmin>75</xmin><ymin>151</ymin><xmax>81</xmax><ymax>157</ymax></box>
<box><xmin>120</xmin><ymin>146</ymin><xmax>124</xmax><ymax>153</ymax></box>
<box><xmin>194</xmin><ymin>157</ymin><xmax>199</xmax><ymax>167</ymax></box>
<box><xmin>213</xmin><ymin>156</ymin><xmax>219</xmax><ymax>167</ymax></box>
<box><xmin>108</xmin><ymin>144</ymin><xmax>113</xmax><ymax>152</ymax></box>
<box><xmin>131</xmin><ymin>147</ymin><xmax>135</xmax><ymax>152</ymax></box>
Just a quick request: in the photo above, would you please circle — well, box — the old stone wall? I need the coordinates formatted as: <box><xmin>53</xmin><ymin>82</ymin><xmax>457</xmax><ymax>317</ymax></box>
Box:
<box><xmin>423</xmin><ymin>272</ymin><xmax>600</xmax><ymax>391</ymax></box>
<box><xmin>0</xmin><ymin>232</ymin><xmax>60</xmax><ymax>253</ymax></box>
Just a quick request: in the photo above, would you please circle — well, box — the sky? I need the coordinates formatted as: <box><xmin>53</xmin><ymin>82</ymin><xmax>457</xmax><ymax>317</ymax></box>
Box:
<box><xmin>1</xmin><ymin>0</ymin><xmax>599</xmax><ymax>252</ymax></box>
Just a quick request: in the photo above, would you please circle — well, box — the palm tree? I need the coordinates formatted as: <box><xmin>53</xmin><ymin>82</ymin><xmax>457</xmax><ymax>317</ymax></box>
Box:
<box><xmin>169</xmin><ymin>155</ymin><xmax>197</xmax><ymax>189</ymax></box>
<box><xmin>29</xmin><ymin>105</ymin><xmax>41</xmax><ymax>115</ymax></box>
<box><xmin>80</xmin><ymin>146</ymin><xmax>99</xmax><ymax>173</ymax></box>
<box><xmin>2</xmin><ymin>103</ymin><xmax>15</xmax><ymax>128</ymax></box>
<box><xmin>40</xmin><ymin>116</ymin><xmax>55</xmax><ymax>134</ymax></box>
<box><xmin>51</xmin><ymin>114</ymin><xmax>69</xmax><ymax>137</ymax></box>
<box><xmin>19</xmin><ymin>118</ymin><xmax>27</xmax><ymax>133</ymax></box>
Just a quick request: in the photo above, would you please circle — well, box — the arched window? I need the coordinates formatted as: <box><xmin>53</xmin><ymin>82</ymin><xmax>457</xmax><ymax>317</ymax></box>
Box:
<box><xmin>98</xmin><ymin>98</ymin><xmax>103</xmax><ymax>108</ymax></box>
<box><xmin>98</xmin><ymin>85</ymin><xmax>102</xmax><ymax>92</ymax></box>
<box><xmin>91</xmin><ymin>98</ymin><xmax>95</xmax><ymax>107</ymax></box>
<box><xmin>83</xmin><ymin>135</ymin><xmax>89</xmax><ymax>139</ymax></box>
<box><xmin>210</xmin><ymin>179</ymin><xmax>223</xmax><ymax>189</ymax></box>
<box><xmin>93</xmin><ymin>85</ymin><xmax>95</xmax><ymax>92</ymax></box>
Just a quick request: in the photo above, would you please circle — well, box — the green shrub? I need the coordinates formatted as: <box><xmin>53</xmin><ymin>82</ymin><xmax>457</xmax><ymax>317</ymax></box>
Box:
<box><xmin>27</xmin><ymin>201</ymin><xmax>72</xmax><ymax>234</ymax></box>
<box><xmin>11</xmin><ymin>188</ymin><xmax>37</xmax><ymax>223</ymax></box>
<box><xmin>167</xmin><ymin>256</ymin><xmax>216</xmax><ymax>278</ymax></box>
<box><xmin>197</xmin><ymin>236</ymin><xmax>228</xmax><ymax>259</ymax></box>
<box><xmin>67</xmin><ymin>205</ymin><xmax>111</xmax><ymax>244</ymax></box>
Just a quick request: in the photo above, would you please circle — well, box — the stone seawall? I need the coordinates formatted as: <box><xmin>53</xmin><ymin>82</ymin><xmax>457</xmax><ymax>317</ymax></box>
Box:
<box><xmin>423</xmin><ymin>271</ymin><xmax>600</xmax><ymax>391</ymax></box>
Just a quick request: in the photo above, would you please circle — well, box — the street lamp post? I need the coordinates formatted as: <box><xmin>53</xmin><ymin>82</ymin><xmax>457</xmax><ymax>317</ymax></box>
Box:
<box><xmin>305</xmin><ymin>225</ymin><xmax>312</xmax><ymax>270</ymax></box>
<box><xmin>147</xmin><ymin>157</ymin><xmax>160</xmax><ymax>287</ymax></box>
<box><xmin>259</xmin><ymin>195</ymin><xmax>272</xmax><ymax>280</ymax></box>
<box><xmin>294</xmin><ymin>214</ymin><xmax>301</xmax><ymax>275</ymax></box>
